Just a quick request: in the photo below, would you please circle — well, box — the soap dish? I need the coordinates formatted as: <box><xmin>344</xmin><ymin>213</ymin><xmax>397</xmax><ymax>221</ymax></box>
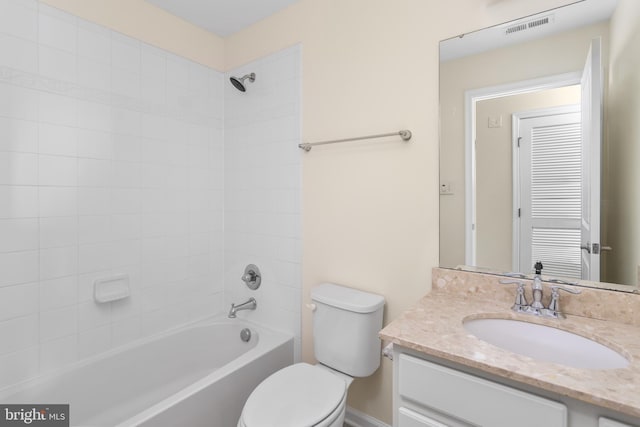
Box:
<box><xmin>94</xmin><ymin>274</ymin><xmax>130</xmax><ymax>303</ymax></box>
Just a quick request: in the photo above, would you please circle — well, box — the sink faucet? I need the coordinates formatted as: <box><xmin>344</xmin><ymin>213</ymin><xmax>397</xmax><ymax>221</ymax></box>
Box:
<box><xmin>500</xmin><ymin>261</ymin><xmax>581</xmax><ymax>319</ymax></box>
<box><xmin>528</xmin><ymin>261</ymin><xmax>545</xmax><ymax>315</ymax></box>
<box><xmin>228</xmin><ymin>297</ymin><xmax>257</xmax><ymax>318</ymax></box>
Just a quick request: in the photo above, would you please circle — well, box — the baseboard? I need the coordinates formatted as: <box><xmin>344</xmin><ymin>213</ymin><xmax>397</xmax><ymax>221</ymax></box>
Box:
<box><xmin>344</xmin><ymin>406</ymin><xmax>391</xmax><ymax>427</ymax></box>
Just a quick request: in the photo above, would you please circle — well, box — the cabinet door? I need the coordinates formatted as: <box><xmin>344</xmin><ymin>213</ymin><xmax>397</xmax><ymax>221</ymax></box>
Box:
<box><xmin>398</xmin><ymin>407</ymin><xmax>450</xmax><ymax>427</ymax></box>
<box><xmin>399</xmin><ymin>354</ymin><xmax>567</xmax><ymax>427</ymax></box>
<box><xmin>599</xmin><ymin>417</ymin><xmax>635</xmax><ymax>427</ymax></box>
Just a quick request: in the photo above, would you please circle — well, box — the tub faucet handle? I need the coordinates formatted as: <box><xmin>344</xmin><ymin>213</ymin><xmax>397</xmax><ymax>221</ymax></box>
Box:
<box><xmin>241</xmin><ymin>264</ymin><xmax>261</xmax><ymax>290</ymax></box>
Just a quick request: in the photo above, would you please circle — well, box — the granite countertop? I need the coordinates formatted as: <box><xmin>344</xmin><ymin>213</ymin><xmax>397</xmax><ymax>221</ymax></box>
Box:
<box><xmin>379</xmin><ymin>268</ymin><xmax>640</xmax><ymax>419</ymax></box>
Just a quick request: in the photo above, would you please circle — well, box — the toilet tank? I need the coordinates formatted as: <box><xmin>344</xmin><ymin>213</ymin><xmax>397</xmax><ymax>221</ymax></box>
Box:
<box><xmin>311</xmin><ymin>283</ymin><xmax>385</xmax><ymax>377</ymax></box>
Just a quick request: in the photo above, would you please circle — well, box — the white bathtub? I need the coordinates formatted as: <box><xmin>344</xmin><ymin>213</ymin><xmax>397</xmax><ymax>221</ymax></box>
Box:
<box><xmin>0</xmin><ymin>317</ymin><xmax>293</xmax><ymax>427</ymax></box>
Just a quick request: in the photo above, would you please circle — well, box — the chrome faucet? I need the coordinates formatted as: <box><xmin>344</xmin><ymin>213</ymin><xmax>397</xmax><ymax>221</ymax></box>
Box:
<box><xmin>228</xmin><ymin>297</ymin><xmax>257</xmax><ymax>318</ymax></box>
<box><xmin>528</xmin><ymin>261</ymin><xmax>545</xmax><ymax>315</ymax></box>
<box><xmin>500</xmin><ymin>261</ymin><xmax>581</xmax><ymax>319</ymax></box>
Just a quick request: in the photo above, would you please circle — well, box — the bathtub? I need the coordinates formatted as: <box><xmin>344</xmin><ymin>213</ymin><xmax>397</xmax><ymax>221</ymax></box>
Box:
<box><xmin>0</xmin><ymin>317</ymin><xmax>293</xmax><ymax>427</ymax></box>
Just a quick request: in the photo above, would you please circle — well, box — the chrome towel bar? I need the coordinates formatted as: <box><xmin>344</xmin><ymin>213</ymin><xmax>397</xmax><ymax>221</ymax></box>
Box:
<box><xmin>298</xmin><ymin>129</ymin><xmax>412</xmax><ymax>152</ymax></box>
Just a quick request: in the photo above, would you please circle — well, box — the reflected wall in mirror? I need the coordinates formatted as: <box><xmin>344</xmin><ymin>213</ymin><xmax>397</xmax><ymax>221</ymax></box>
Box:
<box><xmin>439</xmin><ymin>0</ymin><xmax>640</xmax><ymax>290</ymax></box>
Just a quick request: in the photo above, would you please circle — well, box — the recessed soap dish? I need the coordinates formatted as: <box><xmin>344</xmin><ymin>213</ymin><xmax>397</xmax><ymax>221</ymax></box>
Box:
<box><xmin>94</xmin><ymin>274</ymin><xmax>130</xmax><ymax>303</ymax></box>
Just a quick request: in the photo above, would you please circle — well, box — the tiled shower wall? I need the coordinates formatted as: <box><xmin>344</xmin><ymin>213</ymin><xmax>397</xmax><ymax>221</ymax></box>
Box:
<box><xmin>0</xmin><ymin>1</ymin><xmax>226</xmax><ymax>386</ymax></box>
<box><xmin>224</xmin><ymin>46</ymin><xmax>302</xmax><ymax>360</ymax></box>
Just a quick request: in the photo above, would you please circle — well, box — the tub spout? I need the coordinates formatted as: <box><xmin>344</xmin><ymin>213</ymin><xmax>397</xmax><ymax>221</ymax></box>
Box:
<box><xmin>228</xmin><ymin>298</ymin><xmax>257</xmax><ymax>318</ymax></box>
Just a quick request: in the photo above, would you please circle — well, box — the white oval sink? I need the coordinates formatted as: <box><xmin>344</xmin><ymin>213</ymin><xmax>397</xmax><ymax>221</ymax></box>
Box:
<box><xmin>463</xmin><ymin>318</ymin><xmax>629</xmax><ymax>370</ymax></box>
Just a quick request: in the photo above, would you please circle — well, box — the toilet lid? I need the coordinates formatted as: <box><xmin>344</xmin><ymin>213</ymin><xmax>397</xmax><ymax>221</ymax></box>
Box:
<box><xmin>241</xmin><ymin>363</ymin><xmax>346</xmax><ymax>427</ymax></box>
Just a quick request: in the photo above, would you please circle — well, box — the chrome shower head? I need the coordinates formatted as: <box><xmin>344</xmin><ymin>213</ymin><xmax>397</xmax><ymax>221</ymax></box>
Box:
<box><xmin>230</xmin><ymin>72</ymin><xmax>255</xmax><ymax>92</ymax></box>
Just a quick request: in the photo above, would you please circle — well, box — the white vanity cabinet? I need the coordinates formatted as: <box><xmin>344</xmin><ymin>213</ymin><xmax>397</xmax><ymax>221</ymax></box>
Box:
<box><xmin>392</xmin><ymin>348</ymin><xmax>640</xmax><ymax>427</ymax></box>
<box><xmin>395</xmin><ymin>353</ymin><xmax>567</xmax><ymax>427</ymax></box>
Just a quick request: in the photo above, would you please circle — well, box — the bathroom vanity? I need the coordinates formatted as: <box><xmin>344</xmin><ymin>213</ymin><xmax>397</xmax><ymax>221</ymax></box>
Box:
<box><xmin>380</xmin><ymin>268</ymin><xmax>640</xmax><ymax>427</ymax></box>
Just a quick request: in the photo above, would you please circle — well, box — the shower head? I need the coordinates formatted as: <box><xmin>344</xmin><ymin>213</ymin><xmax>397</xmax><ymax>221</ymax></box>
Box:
<box><xmin>230</xmin><ymin>72</ymin><xmax>256</xmax><ymax>92</ymax></box>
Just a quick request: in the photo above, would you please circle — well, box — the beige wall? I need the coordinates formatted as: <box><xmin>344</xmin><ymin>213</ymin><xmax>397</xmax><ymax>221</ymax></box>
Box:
<box><xmin>224</xmin><ymin>0</ymin><xmax>580</xmax><ymax>422</ymax></box>
<box><xmin>35</xmin><ymin>0</ymin><xmax>583</xmax><ymax>423</ymax></box>
<box><xmin>605</xmin><ymin>0</ymin><xmax>640</xmax><ymax>285</ymax></box>
<box><xmin>475</xmin><ymin>86</ymin><xmax>581</xmax><ymax>272</ymax></box>
<box><xmin>40</xmin><ymin>0</ymin><xmax>225</xmax><ymax>69</ymax></box>
<box><xmin>440</xmin><ymin>21</ymin><xmax>610</xmax><ymax>271</ymax></box>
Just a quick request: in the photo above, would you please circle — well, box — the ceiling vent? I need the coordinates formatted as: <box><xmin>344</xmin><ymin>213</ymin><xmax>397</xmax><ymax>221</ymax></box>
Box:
<box><xmin>505</xmin><ymin>14</ymin><xmax>554</xmax><ymax>35</ymax></box>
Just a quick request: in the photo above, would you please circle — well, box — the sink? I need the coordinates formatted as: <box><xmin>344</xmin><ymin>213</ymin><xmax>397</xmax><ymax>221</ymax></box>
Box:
<box><xmin>463</xmin><ymin>318</ymin><xmax>629</xmax><ymax>370</ymax></box>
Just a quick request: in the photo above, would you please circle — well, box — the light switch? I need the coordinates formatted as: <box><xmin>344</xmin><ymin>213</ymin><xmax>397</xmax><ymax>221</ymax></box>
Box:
<box><xmin>488</xmin><ymin>115</ymin><xmax>503</xmax><ymax>128</ymax></box>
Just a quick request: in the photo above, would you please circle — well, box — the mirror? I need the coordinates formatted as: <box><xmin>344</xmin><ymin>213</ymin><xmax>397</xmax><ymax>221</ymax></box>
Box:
<box><xmin>439</xmin><ymin>0</ymin><xmax>640</xmax><ymax>291</ymax></box>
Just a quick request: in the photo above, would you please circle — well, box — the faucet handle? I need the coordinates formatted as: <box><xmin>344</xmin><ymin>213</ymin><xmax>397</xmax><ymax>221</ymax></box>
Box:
<box><xmin>499</xmin><ymin>280</ymin><xmax>529</xmax><ymax>312</ymax></box>
<box><xmin>550</xmin><ymin>285</ymin><xmax>582</xmax><ymax>295</ymax></box>
<box><xmin>503</xmin><ymin>272</ymin><xmax>527</xmax><ymax>279</ymax></box>
<box><xmin>499</xmin><ymin>279</ymin><xmax>526</xmax><ymax>285</ymax></box>
<box><xmin>545</xmin><ymin>285</ymin><xmax>581</xmax><ymax>318</ymax></box>
<box><xmin>548</xmin><ymin>278</ymin><xmax>579</xmax><ymax>286</ymax></box>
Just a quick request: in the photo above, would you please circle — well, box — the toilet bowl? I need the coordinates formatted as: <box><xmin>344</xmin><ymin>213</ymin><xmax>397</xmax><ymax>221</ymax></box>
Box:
<box><xmin>237</xmin><ymin>283</ymin><xmax>385</xmax><ymax>427</ymax></box>
<box><xmin>237</xmin><ymin>363</ymin><xmax>349</xmax><ymax>427</ymax></box>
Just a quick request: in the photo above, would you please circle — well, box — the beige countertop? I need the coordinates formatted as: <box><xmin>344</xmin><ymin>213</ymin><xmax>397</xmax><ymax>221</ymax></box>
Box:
<box><xmin>380</xmin><ymin>268</ymin><xmax>640</xmax><ymax>420</ymax></box>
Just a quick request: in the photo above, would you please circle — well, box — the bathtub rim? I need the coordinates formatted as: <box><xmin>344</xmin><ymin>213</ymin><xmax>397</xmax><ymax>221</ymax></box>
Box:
<box><xmin>0</xmin><ymin>314</ymin><xmax>294</xmax><ymax>413</ymax></box>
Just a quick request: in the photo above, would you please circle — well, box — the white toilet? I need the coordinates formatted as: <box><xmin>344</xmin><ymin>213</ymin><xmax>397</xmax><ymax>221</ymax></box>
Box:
<box><xmin>237</xmin><ymin>283</ymin><xmax>385</xmax><ymax>427</ymax></box>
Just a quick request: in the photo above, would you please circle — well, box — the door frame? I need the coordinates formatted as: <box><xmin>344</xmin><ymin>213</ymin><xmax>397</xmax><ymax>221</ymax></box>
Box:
<box><xmin>464</xmin><ymin>72</ymin><xmax>581</xmax><ymax>266</ymax></box>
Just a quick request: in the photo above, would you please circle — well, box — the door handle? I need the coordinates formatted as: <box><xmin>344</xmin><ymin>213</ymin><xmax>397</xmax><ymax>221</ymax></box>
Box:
<box><xmin>580</xmin><ymin>243</ymin><xmax>591</xmax><ymax>253</ymax></box>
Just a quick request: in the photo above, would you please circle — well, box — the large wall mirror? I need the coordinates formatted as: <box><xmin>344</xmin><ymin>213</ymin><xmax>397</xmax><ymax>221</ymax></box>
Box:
<box><xmin>439</xmin><ymin>0</ymin><xmax>640</xmax><ymax>291</ymax></box>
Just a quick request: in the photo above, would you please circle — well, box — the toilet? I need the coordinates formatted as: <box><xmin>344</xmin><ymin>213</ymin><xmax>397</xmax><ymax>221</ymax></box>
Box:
<box><xmin>237</xmin><ymin>283</ymin><xmax>385</xmax><ymax>427</ymax></box>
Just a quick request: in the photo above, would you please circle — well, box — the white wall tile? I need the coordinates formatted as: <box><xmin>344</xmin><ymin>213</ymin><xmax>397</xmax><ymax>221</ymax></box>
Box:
<box><xmin>78</xmin><ymin>242</ymin><xmax>112</xmax><ymax>274</ymax></box>
<box><xmin>0</xmin><ymin>4</ymin><xmax>233</xmax><ymax>387</ymax></box>
<box><xmin>39</xmin><ymin>276</ymin><xmax>77</xmax><ymax>311</ymax></box>
<box><xmin>0</xmin><ymin>152</ymin><xmax>37</xmax><ymax>185</ymax></box>
<box><xmin>40</xmin><ymin>246</ymin><xmax>78</xmax><ymax>280</ymax></box>
<box><xmin>78</xmin><ymin>158</ymin><xmax>112</xmax><ymax>187</ymax></box>
<box><xmin>113</xmin><ymin>135</ymin><xmax>142</xmax><ymax>162</ymax></box>
<box><xmin>39</xmin><ymin>187</ymin><xmax>77</xmax><ymax>217</ymax></box>
<box><xmin>0</xmin><ymin>250</ymin><xmax>38</xmax><ymax>287</ymax></box>
<box><xmin>39</xmin><ymin>92</ymin><xmax>76</xmax><ymax>127</ymax></box>
<box><xmin>110</xmin><ymin>188</ymin><xmax>141</xmax><ymax>214</ymax></box>
<box><xmin>110</xmin><ymin>214</ymin><xmax>141</xmax><ymax>240</ymax></box>
<box><xmin>40</xmin><ymin>306</ymin><xmax>76</xmax><ymax>340</ymax></box>
<box><xmin>0</xmin><ymin>33</ymin><xmax>38</xmax><ymax>73</ymax></box>
<box><xmin>0</xmin><ymin>0</ymin><xmax>37</xmax><ymax>41</ymax></box>
<box><xmin>0</xmin><ymin>283</ymin><xmax>38</xmax><ymax>321</ymax></box>
<box><xmin>38</xmin><ymin>5</ymin><xmax>77</xmax><ymax>53</ymax></box>
<box><xmin>0</xmin><ymin>315</ymin><xmax>38</xmax><ymax>355</ymax></box>
<box><xmin>0</xmin><ymin>84</ymin><xmax>38</xmax><ymax>121</ymax></box>
<box><xmin>40</xmin><ymin>216</ymin><xmax>77</xmax><ymax>248</ymax></box>
<box><xmin>77</xmin><ymin>100</ymin><xmax>111</xmax><ymax>132</ymax></box>
<box><xmin>0</xmin><ymin>218</ymin><xmax>38</xmax><ymax>252</ymax></box>
<box><xmin>39</xmin><ymin>154</ymin><xmax>77</xmax><ymax>186</ymax></box>
<box><xmin>78</xmin><ymin>57</ymin><xmax>111</xmax><ymax>91</ymax></box>
<box><xmin>78</xmin><ymin>23</ymin><xmax>110</xmax><ymax>64</ymax></box>
<box><xmin>39</xmin><ymin>45</ymin><xmax>76</xmax><ymax>83</ymax></box>
<box><xmin>77</xmin><ymin>301</ymin><xmax>110</xmax><ymax>332</ymax></box>
<box><xmin>111</xmin><ymin>33</ymin><xmax>140</xmax><ymax>74</ymax></box>
<box><xmin>39</xmin><ymin>123</ymin><xmax>78</xmax><ymax>157</ymax></box>
<box><xmin>0</xmin><ymin>117</ymin><xmax>38</xmax><ymax>153</ymax></box>
<box><xmin>0</xmin><ymin>186</ymin><xmax>38</xmax><ymax>219</ymax></box>
<box><xmin>78</xmin><ymin>215</ymin><xmax>110</xmax><ymax>244</ymax></box>
<box><xmin>77</xmin><ymin>129</ymin><xmax>112</xmax><ymax>159</ymax></box>
<box><xmin>77</xmin><ymin>187</ymin><xmax>111</xmax><ymax>215</ymax></box>
<box><xmin>39</xmin><ymin>335</ymin><xmax>77</xmax><ymax>374</ymax></box>
<box><xmin>111</xmin><ymin>108</ymin><xmax>141</xmax><ymax>137</ymax></box>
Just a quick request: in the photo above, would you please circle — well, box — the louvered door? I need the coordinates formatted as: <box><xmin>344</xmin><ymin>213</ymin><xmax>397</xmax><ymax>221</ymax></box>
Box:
<box><xmin>516</xmin><ymin>107</ymin><xmax>582</xmax><ymax>278</ymax></box>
